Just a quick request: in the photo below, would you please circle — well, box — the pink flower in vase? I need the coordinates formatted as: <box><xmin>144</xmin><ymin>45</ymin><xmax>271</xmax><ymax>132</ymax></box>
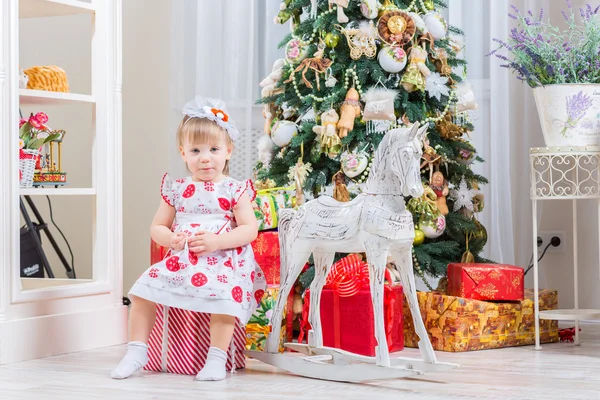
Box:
<box><xmin>19</xmin><ymin>119</ymin><xmax>27</xmax><ymax>128</ymax></box>
<box><xmin>35</xmin><ymin>112</ymin><xmax>49</xmax><ymax>124</ymax></box>
<box><xmin>28</xmin><ymin>115</ymin><xmax>42</xmax><ymax>129</ymax></box>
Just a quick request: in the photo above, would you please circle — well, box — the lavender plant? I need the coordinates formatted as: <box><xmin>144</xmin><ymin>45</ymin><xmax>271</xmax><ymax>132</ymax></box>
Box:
<box><xmin>490</xmin><ymin>1</ymin><xmax>600</xmax><ymax>88</ymax></box>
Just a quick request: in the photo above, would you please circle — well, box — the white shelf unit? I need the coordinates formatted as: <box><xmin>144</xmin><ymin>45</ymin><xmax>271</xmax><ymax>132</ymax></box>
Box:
<box><xmin>529</xmin><ymin>146</ymin><xmax>600</xmax><ymax>349</ymax></box>
<box><xmin>19</xmin><ymin>0</ymin><xmax>94</xmax><ymax>19</ymax></box>
<box><xmin>0</xmin><ymin>0</ymin><xmax>127</xmax><ymax>364</ymax></box>
<box><xmin>19</xmin><ymin>187</ymin><xmax>96</xmax><ymax>195</ymax></box>
<box><xmin>19</xmin><ymin>88</ymin><xmax>95</xmax><ymax>105</ymax></box>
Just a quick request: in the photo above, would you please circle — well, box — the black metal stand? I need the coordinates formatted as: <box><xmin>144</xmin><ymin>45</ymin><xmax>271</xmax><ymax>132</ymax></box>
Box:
<box><xmin>20</xmin><ymin>195</ymin><xmax>75</xmax><ymax>279</ymax></box>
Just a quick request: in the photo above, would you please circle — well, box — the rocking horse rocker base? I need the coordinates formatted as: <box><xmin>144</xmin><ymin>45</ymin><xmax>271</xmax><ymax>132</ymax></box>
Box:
<box><xmin>249</xmin><ymin>124</ymin><xmax>459</xmax><ymax>382</ymax></box>
<box><xmin>247</xmin><ymin>341</ymin><xmax>458</xmax><ymax>383</ymax></box>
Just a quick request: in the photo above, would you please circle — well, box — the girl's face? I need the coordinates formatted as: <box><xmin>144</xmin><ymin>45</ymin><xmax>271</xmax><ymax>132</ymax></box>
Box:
<box><xmin>180</xmin><ymin>135</ymin><xmax>231</xmax><ymax>182</ymax></box>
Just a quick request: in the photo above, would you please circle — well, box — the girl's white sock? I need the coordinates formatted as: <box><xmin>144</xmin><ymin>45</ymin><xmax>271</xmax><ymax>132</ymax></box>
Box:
<box><xmin>110</xmin><ymin>341</ymin><xmax>149</xmax><ymax>379</ymax></box>
<box><xmin>196</xmin><ymin>346</ymin><xmax>227</xmax><ymax>381</ymax></box>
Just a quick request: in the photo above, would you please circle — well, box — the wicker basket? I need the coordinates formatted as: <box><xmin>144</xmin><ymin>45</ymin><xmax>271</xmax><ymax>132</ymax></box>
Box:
<box><xmin>19</xmin><ymin>149</ymin><xmax>39</xmax><ymax>188</ymax></box>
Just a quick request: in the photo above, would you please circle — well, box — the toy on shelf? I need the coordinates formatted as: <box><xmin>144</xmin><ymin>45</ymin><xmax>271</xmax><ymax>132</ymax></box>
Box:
<box><xmin>23</xmin><ymin>65</ymin><xmax>70</xmax><ymax>93</ymax></box>
<box><xmin>18</xmin><ymin>112</ymin><xmax>63</xmax><ymax>188</ymax></box>
<box><xmin>33</xmin><ymin>130</ymin><xmax>67</xmax><ymax>187</ymax></box>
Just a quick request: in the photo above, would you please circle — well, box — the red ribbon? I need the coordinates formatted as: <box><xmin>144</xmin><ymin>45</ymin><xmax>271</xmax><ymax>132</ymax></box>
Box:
<box><xmin>298</xmin><ymin>255</ymin><xmax>397</xmax><ymax>351</ymax></box>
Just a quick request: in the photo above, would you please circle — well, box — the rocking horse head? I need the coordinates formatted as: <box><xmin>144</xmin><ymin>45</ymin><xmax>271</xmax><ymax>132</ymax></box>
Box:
<box><xmin>365</xmin><ymin>123</ymin><xmax>428</xmax><ymax>197</ymax></box>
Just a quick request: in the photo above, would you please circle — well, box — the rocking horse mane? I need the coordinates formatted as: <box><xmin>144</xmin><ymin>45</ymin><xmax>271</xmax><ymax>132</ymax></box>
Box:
<box><xmin>365</xmin><ymin>125</ymin><xmax>420</xmax><ymax>196</ymax></box>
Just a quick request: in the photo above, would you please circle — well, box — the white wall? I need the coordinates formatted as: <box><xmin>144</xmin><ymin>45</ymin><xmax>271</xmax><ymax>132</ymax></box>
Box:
<box><xmin>521</xmin><ymin>2</ymin><xmax>600</xmax><ymax>311</ymax></box>
<box><xmin>121</xmin><ymin>0</ymin><xmax>171</xmax><ymax>293</ymax></box>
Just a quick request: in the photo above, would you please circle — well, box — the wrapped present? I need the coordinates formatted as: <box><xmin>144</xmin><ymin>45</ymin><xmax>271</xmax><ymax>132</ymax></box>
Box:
<box><xmin>144</xmin><ymin>305</ymin><xmax>246</xmax><ymax>374</ymax></box>
<box><xmin>151</xmin><ymin>240</ymin><xmax>167</xmax><ymax>264</ymax></box>
<box><xmin>245</xmin><ymin>286</ymin><xmax>287</xmax><ymax>352</ymax></box>
<box><xmin>300</xmin><ymin>254</ymin><xmax>404</xmax><ymax>357</ymax></box>
<box><xmin>447</xmin><ymin>263</ymin><xmax>524</xmax><ymax>301</ymax></box>
<box><xmin>250</xmin><ymin>230</ymin><xmax>280</xmax><ymax>285</ymax></box>
<box><xmin>252</xmin><ymin>188</ymin><xmax>294</xmax><ymax>231</ymax></box>
<box><xmin>403</xmin><ymin>289</ymin><xmax>559</xmax><ymax>352</ymax></box>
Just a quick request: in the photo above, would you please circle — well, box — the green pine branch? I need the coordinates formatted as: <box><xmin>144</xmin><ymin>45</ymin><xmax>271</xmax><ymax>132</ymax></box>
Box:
<box><xmin>258</xmin><ymin>0</ymin><xmax>493</xmax><ymax>279</ymax></box>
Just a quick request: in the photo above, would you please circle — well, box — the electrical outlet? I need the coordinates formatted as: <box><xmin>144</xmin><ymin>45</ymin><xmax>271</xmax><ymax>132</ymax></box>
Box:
<box><xmin>537</xmin><ymin>231</ymin><xmax>566</xmax><ymax>253</ymax></box>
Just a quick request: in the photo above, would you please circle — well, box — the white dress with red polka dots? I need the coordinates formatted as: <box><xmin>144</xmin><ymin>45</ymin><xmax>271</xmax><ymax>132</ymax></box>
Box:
<box><xmin>129</xmin><ymin>174</ymin><xmax>267</xmax><ymax>325</ymax></box>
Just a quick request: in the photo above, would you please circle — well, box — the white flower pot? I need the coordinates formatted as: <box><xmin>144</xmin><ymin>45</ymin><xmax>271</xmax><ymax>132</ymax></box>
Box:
<box><xmin>532</xmin><ymin>84</ymin><xmax>600</xmax><ymax>147</ymax></box>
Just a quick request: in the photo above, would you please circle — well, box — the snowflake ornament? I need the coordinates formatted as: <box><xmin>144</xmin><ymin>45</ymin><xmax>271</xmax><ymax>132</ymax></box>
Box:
<box><xmin>425</xmin><ymin>72</ymin><xmax>450</xmax><ymax>101</ymax></box>
<box><xmin>449</xmin><ymin>177</ymin><xmax>479</xmax><ymax>213</ymax></box>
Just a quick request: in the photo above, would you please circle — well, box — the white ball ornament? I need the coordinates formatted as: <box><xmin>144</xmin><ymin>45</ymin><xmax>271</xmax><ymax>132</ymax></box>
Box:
<box><xmin>424</xmin><ymin>12</ymin><xmax>448</xmax><ymax>40</ymax></box>
<box><xmin>341</xmin><ymin>151</ymin><xmax>369</xmax><ymax>178</ymax></box>
<box><xmin>360</xmin><ymin>0</ymin><xmax>379</xmax><ymax>19</ymax></box>
<box><xmin>270</xmin><ymin>120</ymin><xmax>298</xmax><ymax>147</ymax></box>
<box><xmin>377</xmin><ymin>45</ymin><xmax>408</xmax><ymax>73</ymax></box>
<box><xmin>409</xmin><ymin>12</ymin><xmax>428</xmax><ymax>35</ymax></box>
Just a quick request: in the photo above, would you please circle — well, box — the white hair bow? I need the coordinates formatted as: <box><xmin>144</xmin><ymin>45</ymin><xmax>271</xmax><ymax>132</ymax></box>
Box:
<box><xmin>181</xmin><ymin>96</ymin><xmax>240</xmax><ymax>141</ymax></box>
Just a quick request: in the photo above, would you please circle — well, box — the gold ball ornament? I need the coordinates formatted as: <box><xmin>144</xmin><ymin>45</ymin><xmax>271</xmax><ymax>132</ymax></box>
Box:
<box><xmin>325</xmin><ymin>32</ymin><xmax>340</xmax><ymax>48</ymax></box>
<box><xmin>471</xmin><ymin>220</ymin><xmax>488</xmax><ymax>248</ymax></box>
<box><xmin>414</xmin><ymin>229</ymin><xmax>425</xmax><ymax>245</ymax></box>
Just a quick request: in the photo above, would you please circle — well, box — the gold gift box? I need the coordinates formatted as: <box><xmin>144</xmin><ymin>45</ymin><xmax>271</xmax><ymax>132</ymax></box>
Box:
<box><xmin>245</xmin><ymin>287</ymin><xmax>287</xmax><ymax>353</ymax></box>
<box><xmin>403</xmin><ymin>289</ymin><xmax>559</xmax><ymax>352</ymax></box>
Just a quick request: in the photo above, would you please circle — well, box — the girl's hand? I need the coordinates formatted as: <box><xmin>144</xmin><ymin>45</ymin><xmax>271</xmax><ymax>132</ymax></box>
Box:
<box><xmin>170</xmin><ymin>232</ymin><xmax>186</xmax><ymax>251</ymax></box>
<box><xmin>189</xmin><ymin>231</ymin><xmax>221</xmax><ymax>255</ymax></box>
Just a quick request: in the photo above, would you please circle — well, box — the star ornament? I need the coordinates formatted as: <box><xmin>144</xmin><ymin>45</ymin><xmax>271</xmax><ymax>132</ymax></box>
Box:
<box><xmin>449</xmin><ymin>177</ymin><xmax>479</xmax><ymax>213</ymax></box>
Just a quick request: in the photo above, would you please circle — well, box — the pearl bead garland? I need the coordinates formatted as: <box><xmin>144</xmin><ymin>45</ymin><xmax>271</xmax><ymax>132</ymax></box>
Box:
<box><xmin>379</xmin><ymin>0</ymin><xmax>431</xmax><ymax>15</ymax></box>
<box><xmin>416</xmin><ymin>90</ymin><xmax>457</xmax><ymax>125</ymax></box>
<box><xmin>290</xmin><ymin>67</ymin><xmax>364</xmax><ymax>103</ymax></box>
<box><xmin>291</xmin><ymin>7</ymin><xmax>337</xmax><ymax>47</ymax></box>
<box><xmin>412</xmin><ymin>249</ymin><xmax>435</xmax><ymax>291</ymax></box>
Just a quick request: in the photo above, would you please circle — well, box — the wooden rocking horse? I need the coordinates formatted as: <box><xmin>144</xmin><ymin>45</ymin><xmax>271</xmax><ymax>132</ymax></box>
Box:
<box><xmin>247</xmin><ymin>124</ymin><xmax>458</xmax><ymax>382</ymax></box>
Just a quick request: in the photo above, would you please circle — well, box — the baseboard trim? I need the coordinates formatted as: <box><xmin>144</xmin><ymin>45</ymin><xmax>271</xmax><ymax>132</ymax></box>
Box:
<box><xmin>0</xmin><ymin>305</ymin><xmax>128</xmax><ymax>364</ymax></box>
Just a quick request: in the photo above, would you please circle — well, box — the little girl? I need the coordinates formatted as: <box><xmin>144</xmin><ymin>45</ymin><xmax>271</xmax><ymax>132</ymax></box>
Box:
<box><xmin>111</xmin><ymin>96</ymin><xmax>266</xmax><ymax>381</ymax></box>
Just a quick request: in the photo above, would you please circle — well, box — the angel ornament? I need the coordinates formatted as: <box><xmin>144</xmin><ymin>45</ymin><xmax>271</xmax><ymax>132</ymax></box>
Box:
<box><xmin>401</xmin><ymin>45</ymin><xmax>430</xmax><ymax>92</ymax></box>
<box><xmin>313</xmin><ymin>108</ymin><xmax>342</xmax><ymax>158</ymax></box>
<box><xmin>420</xmin><ymin>137</ymin><xmax>441</xmax><ymax>183</ymax></box>
<box><xmin>259</xmin><ymin>58</ymin><xmax>286</xmax><ymax>135</ymax></box>
<box><xmin>430</xmin><ymin>171</ymin><xmax>449</xmax><ymax>216</ymax></box>
<box><xmin>337</xmin><ymin>87</ymin><xmax>361</xmax><ymax>138</ymax></box>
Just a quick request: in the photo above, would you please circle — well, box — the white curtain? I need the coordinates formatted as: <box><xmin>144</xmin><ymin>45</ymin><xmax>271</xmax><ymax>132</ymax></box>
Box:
<box><xmin>169</xmin><ymin>0</ymin><xmax>288</xmax><ymax>180</ymax></box>
<box><xmin>447</xmin><ymin>0</ymin><xmax>557</xmax><ymax>269</ymax></box>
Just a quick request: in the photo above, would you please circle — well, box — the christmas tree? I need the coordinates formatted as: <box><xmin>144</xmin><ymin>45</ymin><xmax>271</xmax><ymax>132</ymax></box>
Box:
<box><xmin>255</xmin><ymin>0</ymin><xmax>489</xmax><ymax>288</ymax></box>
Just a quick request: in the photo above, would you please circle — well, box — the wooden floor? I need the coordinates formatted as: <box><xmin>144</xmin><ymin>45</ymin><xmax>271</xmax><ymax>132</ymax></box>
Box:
<box><xmin>1</xmin><ymin>326</ymin><xmax>600</xmax><ymax>399</ymax></box>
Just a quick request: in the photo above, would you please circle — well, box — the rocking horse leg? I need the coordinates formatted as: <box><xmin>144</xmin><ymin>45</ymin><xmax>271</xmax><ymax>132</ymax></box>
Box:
<box><xmin>308</xmin><ymin>251</ymin><xmax>335</xmax><ymax>348</ymax></box>
<box><xmin>266</xmin><ymin>244</ymin><xmax>314</xmax><ymax>354</ymax></box>
<box><xmin>365</xmin><ymin>242</ymin><xmax>391</xmax><ymax>367</ymax></box>
<box><xmin>390</xmin><ymin>245</ymin><xmax>437</xmax><ymax>363</ymax></box>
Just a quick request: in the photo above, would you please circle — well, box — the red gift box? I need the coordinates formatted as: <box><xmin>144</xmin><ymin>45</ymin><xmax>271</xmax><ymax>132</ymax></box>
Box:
<box><xmin>300</xmin><ymin>254</ymin><xmax>404</xmax><ymax>357</ymax></box>
<box><xmin>150</xmin><ymin>240</ymin><xmax>166</xmax><ymax>264</ymax></box>
<box><xmin>144</xmin><ymin>305</ymin><xmax>246</xmax><ymax>374</ymax></box>
<box><xmin>251</xmin><ymin>230</ymin><xmax>280</xmax><ymax>285</ymax></box>
<box><xmin>447</xmin><ymin>263</ymin><xmax>524</xmax><ymax>301</ymax></box>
